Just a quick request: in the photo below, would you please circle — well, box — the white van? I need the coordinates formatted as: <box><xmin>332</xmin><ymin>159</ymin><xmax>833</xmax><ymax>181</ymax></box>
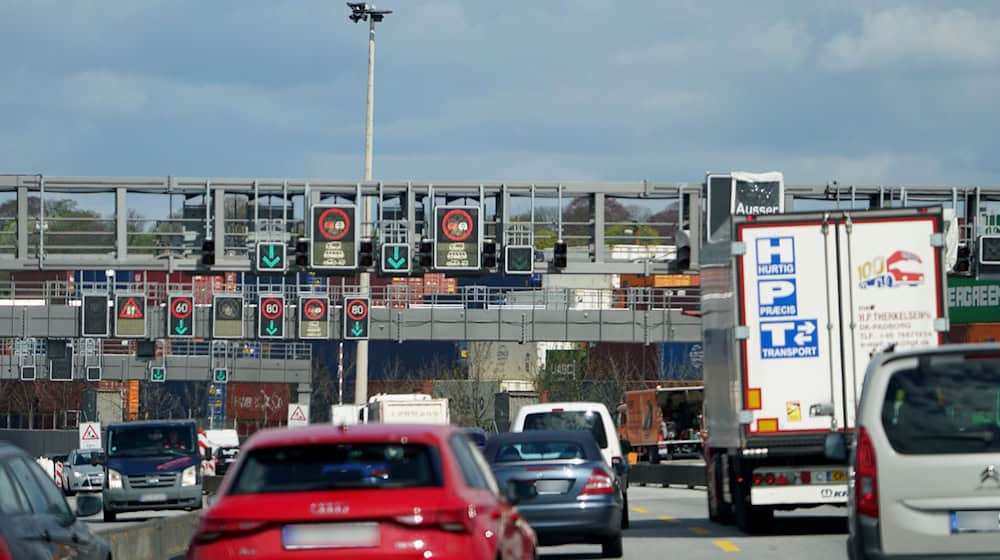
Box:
<box><xmin>511</xmin><ymin>402</ymin><xmax>630</xmax><ymax>529</ymax></box>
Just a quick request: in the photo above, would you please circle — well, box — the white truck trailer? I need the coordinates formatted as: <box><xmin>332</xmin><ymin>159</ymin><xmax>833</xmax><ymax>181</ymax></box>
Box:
<box><xmin>332</xmin><ymin>394</ymin><xmax>451</xmax><ymax>425</ymax></box>
<box><xmin>701</xmin><ymin>206</ymin><xmax>948</xmax><ymax>534</ymax></box>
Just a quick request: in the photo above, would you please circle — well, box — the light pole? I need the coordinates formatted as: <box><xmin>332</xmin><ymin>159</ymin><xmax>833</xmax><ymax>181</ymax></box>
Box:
<box><xmin>347</xmin><ymin>2</ymin><xmax>391</xmax><ymax>406</ymax></box>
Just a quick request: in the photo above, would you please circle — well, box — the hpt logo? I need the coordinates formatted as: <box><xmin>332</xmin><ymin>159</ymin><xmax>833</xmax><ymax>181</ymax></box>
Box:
<box><xmin>858</xmin><ymin>250</ymin><xmax>925</xmax><ymax>289</ymax></box>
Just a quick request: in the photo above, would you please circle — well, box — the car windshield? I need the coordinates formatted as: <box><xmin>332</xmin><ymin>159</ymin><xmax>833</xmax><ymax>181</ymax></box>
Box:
<box><xmin>523</xmin><ymin>411</ymin><xmax>608</xmax><ymax>448</ymax></box>
<box><xmin>882</xmin><ymin>359</ymin><xmax>1000</xmax><ymax>454</ymax></box>
<box><xmin>108</xmin><ymin>426</ymin><xmax>196</xmax><ymax>458</ymax></box>
<box><xmin>229</xmin><ymin>443</ymin><xmax>442</xmax><ymax>495</ymax></box>
<box><xmin>493</xmin><ymin>441</ymin><xmax>587</xmax><ymax>463</ymax></box>
<box><xmin>74</xmin><ymin>451</ymin><xmax>104</xmax><ymax>465</ymax></box>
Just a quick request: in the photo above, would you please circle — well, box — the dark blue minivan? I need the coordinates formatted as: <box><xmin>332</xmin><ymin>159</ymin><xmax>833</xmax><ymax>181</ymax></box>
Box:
<box><xmin>102</xmin><ymin>420</ymin><xmax>202</xmax><ymax>522</ymax></box>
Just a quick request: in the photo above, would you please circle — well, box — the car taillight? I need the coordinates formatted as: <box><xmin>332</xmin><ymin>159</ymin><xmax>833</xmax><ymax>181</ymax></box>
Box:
<box><xmin>192</xmin><ymin>518</ymin><xmax>269</xmax><ymax>544</ymax></box>
<box><xmin>0</xmin><ymin>533</ymin><xmax>12</xmax><ymax>560</ymax></box>
<box><xmin>395</xmin><ymin>508</ymin><xmax>472</xmax><ymax>533</ymax></box>
<box><xmin>580</xmin><ymin>468</ymin><xmax>615</xmax><ymax>495</ymax></box>
<box><xmin>855</xmin><ymin>426</ymin><xmax>879</xmax><ymax>518</ymax></box>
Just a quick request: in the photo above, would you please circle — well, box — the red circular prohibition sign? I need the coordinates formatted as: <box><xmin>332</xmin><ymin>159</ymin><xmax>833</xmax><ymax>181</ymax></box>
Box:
<box><xmin>440</xmin><ymin>208</ymin><xmax>474</xmax><ymax>242</ymax></box>
<box><xmin>302</xmin><ymin>298</ymin><xmax>326</xmax><ymax>321</ymax></box>
<box><xmin>346</xmin><ymin>299</ymin><xmax>369</xmax><ymax>321</ymax></box>
<box><xmin>260</xmin><ymin>298</ymin><xmax>284</xmax><ymax>320</ymax></box>
<box><xmin>170</xmin><ymin>297</ymin><xmax>193</xmax><ymax>319</ymax></box>
<box><xmin>317</xmin><ymin>208</ymin><xmax>352</xmax><ymax>241</ymax></box>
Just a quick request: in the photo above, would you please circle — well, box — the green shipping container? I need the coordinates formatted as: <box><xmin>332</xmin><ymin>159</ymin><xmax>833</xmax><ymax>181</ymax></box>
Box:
<box><xmin>947</xmin><ymin>275</ymin><xmax>1000</xmax><ymax>324</ymax></box>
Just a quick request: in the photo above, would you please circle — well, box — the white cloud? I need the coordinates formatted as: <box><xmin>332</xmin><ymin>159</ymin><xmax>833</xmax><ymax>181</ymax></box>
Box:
<box><xmin>821</xmin><ymin>6</ymin><xmax>1000</xmax><ymax>71</ymax></box>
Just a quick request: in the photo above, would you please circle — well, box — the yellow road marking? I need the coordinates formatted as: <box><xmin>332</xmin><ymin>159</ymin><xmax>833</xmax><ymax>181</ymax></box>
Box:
<box><xmin>688</xmin><ymin>526</ymin><xmax>710</xmax><ymax>536</ymax></box>
<box><xmin>630</xmin><ymin>506</ymin><xmax>649</xmax><ymax>513</ymax></box>
<box><xmin>658</xmin><ymin>515</ymin><xmax>676</xmax><ymax>522</ymax></box>
<box><xmin>714</xmin><ymin>540</ymin><xmax>740</xmax><ymax>552</ymax></box>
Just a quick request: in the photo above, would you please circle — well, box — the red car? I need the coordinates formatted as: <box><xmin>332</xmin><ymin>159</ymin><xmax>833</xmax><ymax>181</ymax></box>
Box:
<box><xmin>886</xmin><ymin>249</ymin><xmax>924</xmax><ymax>286</ymax></box>
<box><xmin>187</xmin><ymin>423</ymin><xmax>537</xmax><ymax>560</ymax></box>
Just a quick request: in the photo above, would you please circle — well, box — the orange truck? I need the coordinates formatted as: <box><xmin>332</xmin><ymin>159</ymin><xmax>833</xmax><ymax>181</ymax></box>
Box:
<box><xmin>616</xmin><ymin>384</ymin><xmax>704</xmax><ymax>463</ymax></box>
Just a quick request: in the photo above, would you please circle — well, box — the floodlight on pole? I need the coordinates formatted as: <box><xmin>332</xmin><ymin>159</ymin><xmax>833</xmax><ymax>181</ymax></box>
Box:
<box><xmin>346</xmin><ymin>1</ymin><xmax>391</xmax><ymax>407</ymax></box>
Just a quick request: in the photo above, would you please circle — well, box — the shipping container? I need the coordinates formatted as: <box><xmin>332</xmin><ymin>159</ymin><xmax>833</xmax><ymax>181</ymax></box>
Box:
<box><xmin>661</xmin><ymin>342</ymin><xmax>704</xmax><ymax>380</ymax></box>
<box><xmin>947</xmin><ymin>322</ymin><xmax>1000</xmax><ymax>343</ymax></box>
<box><xmin>224</xmin><ymin>382</ymin><xmax>292</xmax><ymax>423</ymax></box>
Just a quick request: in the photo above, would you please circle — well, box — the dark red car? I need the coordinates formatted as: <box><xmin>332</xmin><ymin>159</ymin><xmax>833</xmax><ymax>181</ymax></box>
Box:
<box><xmin>187</xmin><ymin>423</ymin><xmax>537</xmax><ymax>560</ymax></box>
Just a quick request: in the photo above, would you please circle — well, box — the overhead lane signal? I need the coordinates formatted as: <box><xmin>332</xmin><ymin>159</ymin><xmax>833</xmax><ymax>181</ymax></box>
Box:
<box><xmin>256</xmin><ymin>243</ymin><xmax>287</xmax><ymax>273</ymax></box>
<box><xmin>81</xmin><ymin>294</ymin><xmax>109</xmax><ymax>337</ymax></box>
<box><xmin>115</xmin><ymin>295</ymin><xmax>147</xmax><ymax>338</ymax></box>
<box><xmin>258</xmin><ymin>295</ymin><xmax>285</xmax><ymax>339</ymax></box>
<box><xmin>434</xmin><ymin>206</ymin><xmax>481</xmax><ymax>271</ymax></box>
<box><xmin>213</xmin><ymin>295</ymin><xmax>245</xmax><ymax>339</ymax></box>
<box><xmin>343</xmin><ymin>296</ymin><xmax>370</xmax><ymax>340</ymax></box>
<box><xmin>298</xmin><ymin>296</ymin><xmax>330</xmax><ymax>339</ymax></box>
<box><xmin>381</xmin><ymin>243</ymin><xmax>410</xmax><ymax>275</ymax></box>
<box><xmin>505</xmin><ymin>245</ymin><xmax>534</xmax><ymax>275</ymax></box>
<box><xmin>311</xmin><ymin>204</ymin><xmax>357</xmax><ymax>271</ymax></box>
<box><xmin>167</xmin><ymin>294</ymin><xmax>195</xmax><ymax>338</ymax></box>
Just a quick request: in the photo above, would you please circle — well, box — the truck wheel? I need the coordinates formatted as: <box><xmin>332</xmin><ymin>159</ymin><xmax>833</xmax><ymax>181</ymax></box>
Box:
<box><xmin>103</xmin><ymin>508</ymin><xmax>117</xmax><ymax>523</ymax></box>
<box><xmin>706</xmin><ymin>451</ymin><xmax>733</xmax><ymax>525</ymax></box>
<box><xmin>732</xmin><ymin>462</ymin><xmax>773</xmax><ymax>534</ymax></box>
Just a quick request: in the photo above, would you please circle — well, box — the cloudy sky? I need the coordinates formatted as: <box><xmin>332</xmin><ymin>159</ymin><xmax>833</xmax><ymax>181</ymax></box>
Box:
<box><xmin>1</xmin><ymin>1</ymin><xmax>998</xmax><ymax>185</ymax></box>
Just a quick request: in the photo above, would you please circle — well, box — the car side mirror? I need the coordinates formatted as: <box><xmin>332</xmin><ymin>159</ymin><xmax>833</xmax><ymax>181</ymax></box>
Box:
<box><xmin>75</xmin><ymin>493</ymin><xmax>103</xmax><ymax>518</ymax></box>
<box><xmin>824</xmin><ymin>432</ymin><xmax>847</xmax><ymax>462</ymax></box>
<box><xmin>619</xmin><ymin>438</ymin><xmax>632</xmax><ymax>454</ymax></box>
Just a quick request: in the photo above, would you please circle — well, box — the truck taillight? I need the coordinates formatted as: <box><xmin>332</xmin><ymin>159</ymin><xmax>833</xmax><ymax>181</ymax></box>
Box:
<box><xmin>855</xmin><ymin>426</ymin><xmax>879</xmax><ymax>518</ymax></box>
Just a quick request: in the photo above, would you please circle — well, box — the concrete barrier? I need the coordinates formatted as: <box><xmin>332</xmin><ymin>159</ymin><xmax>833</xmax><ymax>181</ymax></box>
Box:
<box><xmin>94</xmin><ymin>512</ymin><xmax>200</xmax><ymax>560</ymax></box>
<box><xmin>629</xmin><ymin>462</ymin><xmax>706</xmax><ymax>488</ymax></box>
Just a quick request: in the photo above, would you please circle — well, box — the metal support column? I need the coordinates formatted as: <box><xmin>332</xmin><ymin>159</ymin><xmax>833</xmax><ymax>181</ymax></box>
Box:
<box><xmin>115</xmin><ymin>187</ymin><xmax>128</xmax><ymax>261</ymax></box>
<box><xmin>16</xmin><ymin>186</ymin><xmax>28</xmax><ymax>260</ymax></box>
<box><xmin>593</xmin><ymin>192</ymin><xmax>605</xmax><ymax>263</ymax></box>
<box><xmin>687</xmin><ymin>187</ymin><xmax>701</xmax><ymax>269</ymax></box>
<box><xmin>213</xmin><ymin>184</ymin><xmax>226</xmax><ymax>262</ymax></box>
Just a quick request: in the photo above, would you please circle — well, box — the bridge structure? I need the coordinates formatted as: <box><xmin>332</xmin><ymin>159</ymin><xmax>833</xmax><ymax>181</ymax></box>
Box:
<box><xmin>1</xmin><ymin>174</ymin><xmax>999</xmax><ymax>388</ymax></box>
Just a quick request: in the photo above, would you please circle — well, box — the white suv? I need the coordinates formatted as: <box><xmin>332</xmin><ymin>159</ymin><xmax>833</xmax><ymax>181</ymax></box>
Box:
<box><xmin>844</xmin><ymin>343</ymin><xmax>1000</xmax><ymax>559</ymax></box>
<box><xmin>512</xmin><ymin>402</ymin><xmax>631</xmax><ymax>529</ymax></box>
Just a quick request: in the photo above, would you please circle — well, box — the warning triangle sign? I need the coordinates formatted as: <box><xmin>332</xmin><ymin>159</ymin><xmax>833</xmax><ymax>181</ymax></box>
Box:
<box><xmin>118</xmin><ymin>297</ymin><xmax>144</xmax><ymax>319</ymax></box>
<box><xmin>289</xmin><ymin>406</ymin><xmax>307</xmax><ymax>422</ymax></box>
<box><xmin>81</xmin><ymin>425</ymin><xmax>99</xmax><ymax>441</ymax></box>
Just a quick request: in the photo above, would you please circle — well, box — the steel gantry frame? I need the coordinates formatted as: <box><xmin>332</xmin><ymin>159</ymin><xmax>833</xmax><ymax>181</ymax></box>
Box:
<box><xmin>3</xmin><ymin>175</ymin><xmax>1000</xmax><ymax>274</ymax></box>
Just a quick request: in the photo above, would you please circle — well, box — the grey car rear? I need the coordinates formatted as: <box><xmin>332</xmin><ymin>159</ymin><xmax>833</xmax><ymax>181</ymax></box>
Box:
<box><xmin>849</xmin><ymin>344</ymin><xmax>1000</xmax><ymax>559</ymax></box>
<box><xmin>485</xmin><ymin>430</ymin><xmax>623</xmax><ymax>558</ymax></box>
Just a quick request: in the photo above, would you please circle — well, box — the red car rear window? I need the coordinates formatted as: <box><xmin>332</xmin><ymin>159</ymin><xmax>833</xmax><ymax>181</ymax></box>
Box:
<box><xmin>229</xmin><ymin>443</ymin><xmax>442</xmax><ymax>495</ymax></box>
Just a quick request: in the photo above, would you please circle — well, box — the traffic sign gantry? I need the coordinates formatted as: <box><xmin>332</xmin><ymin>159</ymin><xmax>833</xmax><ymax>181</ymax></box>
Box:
<box><xmin>167</xmin><ymin>294</ymin><xmax>195</xmax><ymax>338</ymax></box>
<box><xmin>81</xmin><ymin>294</ymin><xmax>109</xmax><ymax>337</ymax></box>
<box><xmin>311</xmin><ymin>205</ymin><xmax>357</xmax><ymax>270</ymax></box>
<box><xmin>256</xmin><ymin>243</ymin><xmax>287</xmax><ymax>273</ymax></box>
<box><xmin>505</xmin><ymin>245</ymin><xmax>534</xmax><ymax>275</ymax></box>
<box><xmin>150</xmin><ymin>367</ymin><xmax>166</xmax><ymax>383</ymax></box>
<box><xmin>343</xmin><ymin>296</ymin><xmax>370</xmax><ymax>340</ymax></box>
<box><xmin>435</xmin><ymin>206</ymin><xmax>481</xmax><ymax>270</ymax></box>
<box><xmin>381</xmin><ymin>243</ymin><xmax>411</xmax><ymax>274</ymax></box>
<box><xmin>298</xmin><ymin>296</ymin><xmax>329</xmax><ymax>339</ymax></box>
<box><xmin>258</xmin><ymin>295</ymin><xmax>285</xmax><ymax>339</ymax></box>
<box><xmin>114</xmin><ymin>294</ymin><xmax>147</xmax><ymax>338</ymax></box>
<box><xmin>213</xmin><ymin>368</ymin><xmax>229</xmax><ymax>384</ymax></box>
<box><xmin>212</xmin><ymin>295</ymin><xmax>245</xmax><ymax>339</ymax></box>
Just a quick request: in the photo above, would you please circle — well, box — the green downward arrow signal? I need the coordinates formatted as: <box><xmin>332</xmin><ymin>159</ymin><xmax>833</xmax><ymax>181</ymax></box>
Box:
<box><xmin>387</xmin><ymin>246</ymin><xmax>406</xmax><ymax>269</ymax></box>
<box><xmin>174</xmin><ymin>319</ymin><xmax>188</xmax><ymax>335</ymax></box>
<box><xmin>261</xmin><ymin>245</ymin><xmax>281</xmax><ymax>268</ymax></box>
<box><xmin>265</xmin><ymin>319</ymin><xmax>278</xmax><ymax>336</ymax></box>
<box><xmin>351</xmin><ymin>321</ymin><xmax>364</xmax><ymax>337</ymax></box>
<box><xmin>512</xmin><ymin>254</ymin><xmax>529</xmax><ymax>270</ymax></box>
